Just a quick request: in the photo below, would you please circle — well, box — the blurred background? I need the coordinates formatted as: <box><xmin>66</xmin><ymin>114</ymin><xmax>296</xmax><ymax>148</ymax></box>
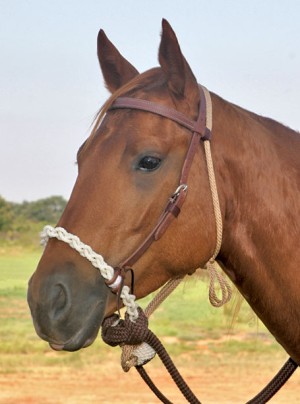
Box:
<box><xmin>1</xmin><ymin>0</ymin><xmax>299</xmax><ymax>203</ymax></box>
<box><xmin>0</xmin><ymin>1</ymin><xmax>299</xmax><ymax>402</ymax></box>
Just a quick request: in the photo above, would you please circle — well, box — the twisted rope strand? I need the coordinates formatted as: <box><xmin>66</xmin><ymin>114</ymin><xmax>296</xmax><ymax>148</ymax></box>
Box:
<box><xmin>202</xmin><ymin>87</ymin><xmax>222</xmax><ymax>259</ymax></box>
<box><xmin>201</xmin><ymin>87</ymin><xmax>232</xmax><ymax>307</ymax></box>
<box><xmin>144</xmin><ymin>278</ymin><xmax>183</xmax><ymax>318</ymax></box>
<box><xmin>203</xmin><ymin>140</ymin><xmax>223</xmax><ymax>259</ymax></box>
<box><xmin>246</xmin><ymin>358</ymin><xmax>298</xmax><ymax>404</ymax></box>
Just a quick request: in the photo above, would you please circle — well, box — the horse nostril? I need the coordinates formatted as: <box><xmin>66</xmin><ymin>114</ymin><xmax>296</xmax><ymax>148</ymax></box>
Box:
<box><xmin>51</xmin><ymin>283</ymin><xmax>70</xmax><ymax>320</ymax></box>
<box><xmin>55</xmin><ymin>284</ymin><xmax>67</xmax><ymax>310</ymax></box>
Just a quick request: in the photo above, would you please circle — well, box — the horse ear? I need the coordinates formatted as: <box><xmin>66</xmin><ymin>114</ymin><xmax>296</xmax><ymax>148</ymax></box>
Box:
<box><xmin>97</xmin><ymin>29</ymin><xmax>139</xmax><ymax>93</ymax></box>
<box><xmin>158</xmin><ymin>19</ymin><xmax>198</xmax><ymax>100</ymax></box>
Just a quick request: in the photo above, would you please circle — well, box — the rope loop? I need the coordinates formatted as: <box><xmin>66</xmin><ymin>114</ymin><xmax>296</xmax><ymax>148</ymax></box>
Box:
<box><xmin>207</xmin><ymin>261</ymin><xmax>232</xmax><ymax>307</ymax></box>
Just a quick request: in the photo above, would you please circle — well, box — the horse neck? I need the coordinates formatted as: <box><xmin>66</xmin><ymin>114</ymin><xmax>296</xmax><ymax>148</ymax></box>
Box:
<box><xmin>211</xmin><ymin>93</ymin><xmax>300</xmax><ymax>360</ymax></box>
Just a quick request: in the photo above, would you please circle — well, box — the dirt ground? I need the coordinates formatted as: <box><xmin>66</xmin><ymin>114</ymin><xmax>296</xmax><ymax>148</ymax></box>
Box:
<box><xmin>1</xmin><ymin>356</ymin><xmax>300</xmax><ymax>404</ymax></box>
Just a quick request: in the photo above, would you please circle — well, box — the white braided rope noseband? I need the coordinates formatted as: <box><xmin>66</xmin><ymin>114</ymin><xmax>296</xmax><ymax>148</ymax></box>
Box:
<box><xmin>41</xmin><ymin>225</ymin><xmax>139</xmax><ymax>322</ymax></box>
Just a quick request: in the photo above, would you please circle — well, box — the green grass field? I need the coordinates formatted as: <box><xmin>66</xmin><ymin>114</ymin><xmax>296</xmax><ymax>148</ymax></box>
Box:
<box><xmin>0</xmin><ymin>250</ymin><xmax>283</xmax><ymax>375</ymax></box>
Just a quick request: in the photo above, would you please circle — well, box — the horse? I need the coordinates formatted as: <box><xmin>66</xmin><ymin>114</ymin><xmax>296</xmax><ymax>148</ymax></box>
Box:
<box><xmin>28</xmin><ymin>17</ymin><xmax>300</xmax><ymax>378</ymax></box>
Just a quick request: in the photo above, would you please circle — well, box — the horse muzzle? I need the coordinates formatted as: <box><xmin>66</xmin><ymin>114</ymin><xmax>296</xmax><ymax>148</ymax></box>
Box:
<box><xmin>27</xmin><ymin>260</ymin><xmax>109</xmax><ymax>351</ymax></box>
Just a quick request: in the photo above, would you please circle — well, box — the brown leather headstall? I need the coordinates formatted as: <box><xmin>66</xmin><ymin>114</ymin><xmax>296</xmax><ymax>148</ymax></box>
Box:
<box><xmin>105</xmin><ymin>85</ymin><xmax>211</xmax><ymax>300</ymax></box>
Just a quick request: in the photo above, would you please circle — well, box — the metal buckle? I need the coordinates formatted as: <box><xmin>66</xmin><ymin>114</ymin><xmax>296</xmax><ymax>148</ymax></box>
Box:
<box><xmin>169</xmin><ymin>184</ymin><xmax>188</xmax><ymax>203</ymax></box>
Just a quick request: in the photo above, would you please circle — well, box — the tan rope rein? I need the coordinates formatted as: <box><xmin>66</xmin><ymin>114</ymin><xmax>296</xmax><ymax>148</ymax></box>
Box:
<box><xmin>202</xmin><ymin>87</ymin><xmax>232</xmax><ymax>308</ymax></box>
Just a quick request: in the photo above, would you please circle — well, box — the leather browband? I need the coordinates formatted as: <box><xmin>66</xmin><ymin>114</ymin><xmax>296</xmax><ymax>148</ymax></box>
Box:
<box><xmin>109</xmin><ymin>87</ymin><xmax>211</xmax><ymax>141</ymax></box>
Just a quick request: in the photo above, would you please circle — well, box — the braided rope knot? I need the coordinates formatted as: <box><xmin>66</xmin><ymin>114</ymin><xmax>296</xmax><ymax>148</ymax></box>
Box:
<box><xmin>102</xmin><ymin>308</ymin><xmax>156</xmax><ymax>370</ymax></box>
<box><xmin>102</xmin><ymin>307</ymin><xmax>150</xmax><ymax>346</ymax></box>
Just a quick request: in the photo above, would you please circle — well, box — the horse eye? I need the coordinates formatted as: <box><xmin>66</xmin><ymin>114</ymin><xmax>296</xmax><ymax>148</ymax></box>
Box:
<box><xmin>137</xmin><ymin>156</ymin><xmax>162</xmax><ymax>172</ymax></box>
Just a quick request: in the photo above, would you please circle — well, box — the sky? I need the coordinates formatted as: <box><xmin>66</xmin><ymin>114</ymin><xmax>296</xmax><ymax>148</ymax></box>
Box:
<box><xmin>1</xmin><ymin>0</ymin><xmax>299</xmax><ymax>203</ymax></box>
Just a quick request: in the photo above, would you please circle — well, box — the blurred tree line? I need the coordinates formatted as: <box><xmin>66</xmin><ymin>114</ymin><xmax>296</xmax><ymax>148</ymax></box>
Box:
<box><xmin>0</xmin><ymin>195</ymin><xmax>67</xmax><ymax>249</ymax></box>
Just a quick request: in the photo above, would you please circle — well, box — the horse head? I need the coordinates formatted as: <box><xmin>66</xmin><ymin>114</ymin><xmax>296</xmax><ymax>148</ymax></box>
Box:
<box><xmin>27</xmin><ymin>20</ymin><xmax>218</xmax><ymax>351</ymax></box>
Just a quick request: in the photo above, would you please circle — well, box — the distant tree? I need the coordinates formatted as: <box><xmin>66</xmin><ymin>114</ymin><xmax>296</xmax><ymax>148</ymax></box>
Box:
<box><xmin>0</xmin><ymin>196</ymin><xmax>14</xmax><ymax>231</ymax></box>
<box><xmin>0</xmin><ymin>195</ymin><xmax>67</xmax><ymax>248</ymax></box>
<box><xmin>18</xmin><ymin>196</ymin><xmax>67</xmax><ymax>223</ymax></box>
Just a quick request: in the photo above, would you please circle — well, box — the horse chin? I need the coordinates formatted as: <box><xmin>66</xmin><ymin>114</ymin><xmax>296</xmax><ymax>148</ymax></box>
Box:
<box><xmin>44</xmin><ymin>318</ymin><xmax>101</xmax><ymax>352</ymax></box>
<box><xmin>49</xmin><ymin>332</ymin><xmax>98</xmax><ymax>352</ymax></box>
